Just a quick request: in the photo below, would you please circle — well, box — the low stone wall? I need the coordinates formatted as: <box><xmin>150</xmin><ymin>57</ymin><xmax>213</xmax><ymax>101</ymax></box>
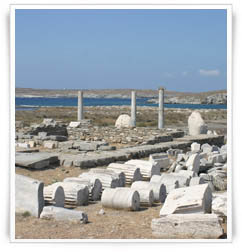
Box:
<box><xmin>58</xmin><ymin>135</ymin><xmax>224</xmax><ymax>169</ymax></box>
<box><xmin>176</xmin><ymin>135</ymin><xmax>224</xmax><ymax>147</ymax></box>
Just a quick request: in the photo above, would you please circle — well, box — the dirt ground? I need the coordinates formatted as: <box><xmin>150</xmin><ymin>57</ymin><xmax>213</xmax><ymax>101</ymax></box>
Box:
<box><xmin>15</xmin><ymin>203</ymin><xmax>163</xmax><ymax>239</ymax></box>
<box><xmin>15</xmin><ymin>165</ymin><xmax>162</xmax><ymax>239</ymax></box>
<box><xmin>15</xmin><ymin>165</ymin><xmax>227</xmax><ymax>240</ymax></box>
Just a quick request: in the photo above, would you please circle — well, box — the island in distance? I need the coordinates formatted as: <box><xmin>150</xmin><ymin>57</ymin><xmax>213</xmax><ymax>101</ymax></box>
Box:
<box><xmin>15</xmin><ymin>88</ymin><xmax>227</xmax><ymax>105</ymax></box>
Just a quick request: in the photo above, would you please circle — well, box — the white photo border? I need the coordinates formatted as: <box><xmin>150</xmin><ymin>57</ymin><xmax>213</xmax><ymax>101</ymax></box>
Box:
<box><xmin>10</xmin><ymin>4</ymin><xmax>232</xmax><ymax>243</ymax></box>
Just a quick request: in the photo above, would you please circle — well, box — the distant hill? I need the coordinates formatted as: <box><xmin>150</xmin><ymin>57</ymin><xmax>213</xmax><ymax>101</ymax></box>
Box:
<box><xmin>15</xmin><ymin>88</ymin><xmax>227</xmax><ymax>101</ymax></box>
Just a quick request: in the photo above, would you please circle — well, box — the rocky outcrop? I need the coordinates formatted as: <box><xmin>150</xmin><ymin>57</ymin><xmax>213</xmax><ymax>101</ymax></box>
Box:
<box><xmin>147</xmin><ymin>92</ymin><xmax>227</xmax><ymax>105</ymax></box>
<box><xmin>201</xmin><ymin>93</ymin><xmax>227</xmax><ymax>104</ymax></box>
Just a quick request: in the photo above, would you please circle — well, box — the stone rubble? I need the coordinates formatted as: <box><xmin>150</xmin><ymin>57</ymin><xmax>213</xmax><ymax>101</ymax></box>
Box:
<box><xmin>15</xmin><ymin>138</ymin><xmax>227</xmax><ymax>238</ymax></box>
<box><xmin>212</xmin><ymin>192</ymin><xmax>227</xmax><ymax>217</ymax></box>
<box><xmin>149</xmin><ymin>153</ymin><xmax>170</xmax><ymax>170</ymax></box>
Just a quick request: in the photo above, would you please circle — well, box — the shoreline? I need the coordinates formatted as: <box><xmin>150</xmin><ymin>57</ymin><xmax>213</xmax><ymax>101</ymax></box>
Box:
<box><xmin>15</xmin><ymin>88</ymin><xmax>227</xmax><ymax>105</ymax></box>
<box><xmin>15</xmin><ymin>95</ymin><xmax>227</xmax><ymax>106</ymax></box>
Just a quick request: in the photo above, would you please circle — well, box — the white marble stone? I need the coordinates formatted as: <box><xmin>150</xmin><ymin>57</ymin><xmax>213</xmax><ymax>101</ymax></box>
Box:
<box><xmin>40</xmin><ymin>206</ymin><xmax>88</xmax><ymax>223</ymax></box>
<box><xmin>159</xmin><ymin>184</ymin><xmax>212</xmax><ymax>216</ymax></box>
<box><xmin>15</xmin><ymin>174</ymin><xmax>44</xmax><ymax>218</ymax></box>
<box><xmin>186</xmin><ymin>153</ymin><xmax>200</xmax><ymax>173</ymax></box>
<box><xmin>115</xmin><ymin>114</ymin><xmax>131</xmax><ymax>128</ymax></box>
<box><xmin>151</xmin><ymin>214</ymin><xmax>223</xmax><ymax>239</ymax></box>
<box><xmin>188</xmin><ymin>111</ymin><xmax>208</xmax><ymax>136</ymax></box>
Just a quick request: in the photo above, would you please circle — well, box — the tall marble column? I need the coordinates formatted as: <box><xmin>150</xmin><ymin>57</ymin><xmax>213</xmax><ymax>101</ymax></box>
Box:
<box><xmin>158</xmin><ymin>87</ymin><xmax>164</xmax><ymax>129</ymax></box>
<box><xmin>130</xmin><ymin>91</ymin><xmax>136</xmax><ymax>127</ymax></box>
<box><xmin>77</xmin><ymin>91</ymin><xmax>84</xmax><ymax>121</ymax></box>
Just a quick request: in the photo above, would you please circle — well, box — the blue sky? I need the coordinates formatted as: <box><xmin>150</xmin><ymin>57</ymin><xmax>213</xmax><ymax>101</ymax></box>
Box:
<box><xmin>15</xmin><ymin>9</ymin><xmax>227</xmax><ymax>92</ymax></box>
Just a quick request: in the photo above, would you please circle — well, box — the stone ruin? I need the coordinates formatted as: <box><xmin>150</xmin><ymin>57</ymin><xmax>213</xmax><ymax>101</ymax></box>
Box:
<box><xmin>15</xmin><ymin>90</ymin><xmax>227</xmax><ymax>238</ymax></box>
<box><xmin>15</xmin><ymin>140</ymin><xmax>227</xmax><ymax>239</ymax></box>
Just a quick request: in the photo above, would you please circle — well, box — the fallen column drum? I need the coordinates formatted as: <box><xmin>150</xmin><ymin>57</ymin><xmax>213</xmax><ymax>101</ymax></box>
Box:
<box><xmin>79</xmin><ymin>172</ymin><xmax>120</xmax><ymax>190</ymax></box>
<box><xmin>131</xmin><ymin>181</ymin><xmax>166</xmax><ymax>203</ymax></box>
<box><xmin>63</xmin><ymin>177</ymin><xmax>102</xmax><ymax>201</ymax></box>
<box><xmin>107</xmin><ymin>163</ymin><xmax>142</xmax><ymax>185</ymax></box>
<box><xmin>101</xmin><ymin>188</ymin><xmax>140</xmax><ymax>211</ymax></box>
<box><xmin>50</xmin><ymin>182</ymin><xmax>89</xmax><ymax>207</ymax></box>
<box><xmin>44</xmin><ymin>184</ymin><xmax>65</xmax><ymax>207</ymax></box>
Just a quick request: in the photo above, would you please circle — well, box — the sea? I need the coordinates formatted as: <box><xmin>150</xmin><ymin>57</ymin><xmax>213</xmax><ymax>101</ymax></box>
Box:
<box><xmin>15</xmin><ymin>97</ymin><xmax>227</xmax><ymax>111</ymax></box>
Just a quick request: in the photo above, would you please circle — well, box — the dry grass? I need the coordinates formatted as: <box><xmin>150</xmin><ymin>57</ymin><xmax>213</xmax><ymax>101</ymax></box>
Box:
<box><xmin>16</xmin><ymin>106</ymin><xmax>227</xmax><ymax>128</ymax></box>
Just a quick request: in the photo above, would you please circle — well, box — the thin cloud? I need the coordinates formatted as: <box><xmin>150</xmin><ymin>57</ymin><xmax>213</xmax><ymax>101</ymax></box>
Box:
<box><xmin>163</xmin><ymin>72</ymin><xmax>174</xmax><ymax>78</ymax></box>
<box><xmin>182</xmin><ymin>71</ymin><xmax>188</xmax><ymax>76</ymax></box>
<box><xmin>199</xmin><ymin>69</ymin><xmax>220</xmax><ymax>76</ymax></box>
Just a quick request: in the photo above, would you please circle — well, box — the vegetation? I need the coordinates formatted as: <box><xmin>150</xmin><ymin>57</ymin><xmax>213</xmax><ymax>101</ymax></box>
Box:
<box><xmin>16</xmin><ymin>106</ymin><xmax>227</xmax><ymax>129</ymax></box>
<box><xmin>22</xmin><ymin>211</ymin><xmax>31</xmax><ymax>218</ymax></box>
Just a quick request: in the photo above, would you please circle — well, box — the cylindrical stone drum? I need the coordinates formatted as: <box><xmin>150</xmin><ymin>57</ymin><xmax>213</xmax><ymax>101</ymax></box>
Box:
<box><xmin>107</xmin><ymin>163</ymin><xmax>142</xmax><ymax>184</ymax></box>
<box><xmin>80</xmin><ymin>172</ymin><xmax>120</xmax><ymax>189</ymax></box>
<box><xmin>131</xmin><ymin>181</ymin><xmax>166</xmax><ymax>203</ymax></box>
<box><xmin>52</xmin><ymin>182</ymin><xmax>89</xmax><ymax>206</ymax></box>
<box><xmin>44</xmin><ymin>184</ymin><xmax>65</xmax><ymax>207</ymax></box>
<box><xmin>89</xmin><ymin>168</ymin><xmax>126</xmax><ymax>187</ymax></box>
<box><xmin>151</xmin><ymin>174</ymin><xmax>179</xmax><ymax>194</ymax></box>
<box><xmin>63</xmin><ymin>177</ymin><xmax>102</xmax><ymax>201</ymax></box>
<box><xmin>133</xmin><ymin>188</ymin><xmax>154</xmax><ymax>206</ymax></box>
<box><xmin>101</xmin><ymin>188</ymin><xmax>140</xmax><ymax>211</ymax></box>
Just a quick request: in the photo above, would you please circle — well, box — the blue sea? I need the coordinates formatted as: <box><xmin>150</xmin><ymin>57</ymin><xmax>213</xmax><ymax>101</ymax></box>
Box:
<box><xmin>15</xmin><ymin>97</ymin><xmax>227</xmax><ymax>111</ymax></box>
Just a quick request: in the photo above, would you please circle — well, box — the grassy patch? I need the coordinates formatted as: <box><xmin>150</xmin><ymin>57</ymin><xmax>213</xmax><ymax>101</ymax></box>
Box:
<box><xmin>22</xmin><ymin>211</ymin><xmax>31</xmax><ymax>218</ymax></box>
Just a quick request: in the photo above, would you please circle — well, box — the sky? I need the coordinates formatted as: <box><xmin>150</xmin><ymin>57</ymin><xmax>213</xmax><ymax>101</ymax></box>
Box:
<box><xmin>15</xmin><ymin>9</ymin><xmax>227</xmax><ymax>92</ymax></box>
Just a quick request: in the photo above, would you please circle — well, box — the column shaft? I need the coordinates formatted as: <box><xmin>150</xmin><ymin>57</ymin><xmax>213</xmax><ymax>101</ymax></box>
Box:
<box><xmin>158</xmin><ymin>89</ymin><xmax>164</xmax><ymax>129</ymax></box>
<box><xmin>77</xmin><ymin>91</ymin><xmax>84</xmax><ymax>121</ymax></box>
<box><xmin>130</xmin><ymin>91</ymin><xmax>136</xmax><ymax>127</ymax></box>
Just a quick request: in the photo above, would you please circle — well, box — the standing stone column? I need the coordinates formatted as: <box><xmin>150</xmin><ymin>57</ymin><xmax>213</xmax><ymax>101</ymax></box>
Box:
<box><xmin>130</xmin><ymin>91</ymin><xmax>136</xmax><ymax>127</ymax></box>
<box><xmin>77</xmin><ymin>91</ymin><xmax>84</xmax><ymax>121</ymax></box>
<box><xmin>158</xmin><ymin>87</ymin><xmax>164</xmax><ymax>129</ymax></box>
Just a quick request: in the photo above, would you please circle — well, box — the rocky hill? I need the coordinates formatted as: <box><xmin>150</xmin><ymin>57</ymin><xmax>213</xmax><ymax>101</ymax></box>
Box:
<box><xmin>148</xmin><ymin>92</ymin><xmax>227</xmax><ymax>105</ymax></box>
